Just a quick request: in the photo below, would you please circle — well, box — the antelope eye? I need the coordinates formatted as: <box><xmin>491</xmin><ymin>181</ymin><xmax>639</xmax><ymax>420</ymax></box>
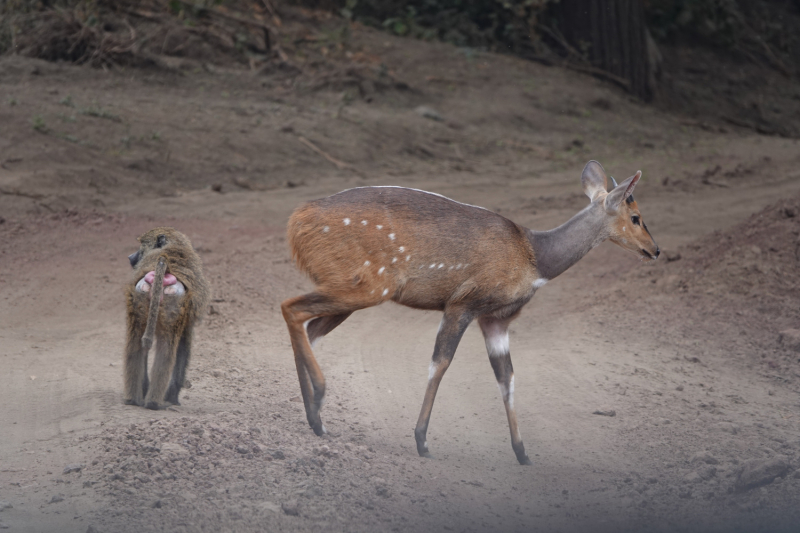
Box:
<box><xmin>631</xmin><ymin>215</ymin><xmax>641</xmax><ymax>226</ymax></box>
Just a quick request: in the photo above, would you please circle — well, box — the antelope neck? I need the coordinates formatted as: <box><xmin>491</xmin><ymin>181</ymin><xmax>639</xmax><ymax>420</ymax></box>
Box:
<box><xmin>527</xmin><ymin>201</ymin><xmax>609</xmax><ymax>280</ymax></box>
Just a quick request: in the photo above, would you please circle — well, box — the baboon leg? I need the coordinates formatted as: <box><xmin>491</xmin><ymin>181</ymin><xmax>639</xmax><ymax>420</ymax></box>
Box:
<box><xmin>165</xmin><ymin>330</ymin><xmax>191</xmax><ymax>405</ymax></box>
<box><xmin>145</xmin><ymin>332</ymin><xmax>179</xmax><ymax>410</ymax></box>
<box><xmin>478</xmin><ymin>315</ymin><xmax>532</xmax><ymax>466</ymax></box>
<box><xmin>281</xmin><ymin>294</ymin><xmax>362</xmax><ymax>436</ymax></box>
<box><xmin>123</xmin><ymin>325</ymin><xmax>148</xmax><ymax>406</ymax></box>
<box><xmin>414</xmin><ymin>307</ymin><xmax>473</xmax><ymax>458</ymax></box>
<box><xmin>306</xmin><ymin>312</ymin><xmax>352</xmax><ymax>347</ymax></box>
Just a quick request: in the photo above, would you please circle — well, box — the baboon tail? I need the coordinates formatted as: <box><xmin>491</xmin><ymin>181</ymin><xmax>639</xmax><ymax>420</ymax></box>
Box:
<box><xmin>141</xmin><ymin>256</ymin><xmax>168</xmax><ymax>352</ymax></box>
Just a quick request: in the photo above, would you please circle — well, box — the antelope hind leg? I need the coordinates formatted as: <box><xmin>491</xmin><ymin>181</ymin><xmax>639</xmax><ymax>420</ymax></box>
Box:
<box><xmin>281</xmin><ymin>294</ymin><xmax>358</xmax><ymax>436</ymax></box>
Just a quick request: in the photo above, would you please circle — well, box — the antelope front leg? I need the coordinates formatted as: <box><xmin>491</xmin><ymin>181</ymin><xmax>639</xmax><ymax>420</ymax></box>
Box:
<box><xmin>414</xmin><ymin>308</ymin><xmax>473</xmax><ymax>458</ymax></box>
<box><xmin>479</xmin><ymin>315</ymin><xmax>532</xmax><ymax>465</ymax></box>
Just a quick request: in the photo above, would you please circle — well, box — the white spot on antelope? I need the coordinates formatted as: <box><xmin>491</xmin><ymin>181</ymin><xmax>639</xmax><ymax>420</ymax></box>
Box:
<box><xmin>382</xmin><ymin>288</ymin><xmax>389</xmax><ymax>296</ymax></box>
<box><xmin>429</xmin><ymin>264</ymin><xmax>436</xmax><ymax>269</ymax></box>
<box><xmin>322</xmin><ymin>226</ymin><xmax>329</xmax><ymax>233</ymax></box>
<box><xmin>398</xmin><ymin>246</ymin><xmax>405</xmax><ymax>252</ymax></box>
<box><xmin>438</xmin><ymin>263</ymin><xmax>444</xmax><ymax>269</ymax></box>
<box><xmin>428</xmin><ymin>361</ymin><xmax>438</xmax><ymax>381</ymax></box>
<box><xmin>496</xmin><ymin>376</ymin><xmax>516</xmax><ymax>408</ymax></box>
<box><xmin>343</xmin><ymin>218</ymin><xmax>351</xmax><ymax>226</ymax></box>
<box><xmin>533</xmin><ymin>278</ymin><xmax>548</xmax><ymax>289</ymax></box>
<box><xmin>364</xmin><ymin>260</ymin><xmax>371</xmax><ymax>266</ymax></box>
<box><xmin>622</xmin><ymin>226</ymin><xmax>627</xmax><ymax>232</ymax></box>
<box><xmin>376</xmin><ymin>225</ymin><xmax>383</xmax><ymax>230</ymax></box>
<box><xmin>361</xmin><ymin>220</ymin><xmax>368</xmax><ymax>225</ymax></box>
<box><xmin>485</xmin><ymin>330</ymin><xmax>510</xmax><ymax>358</ymax></box>
<box><xmin>378</xmin><ymin>267</ymin><xmax>385</xmax><ymax>275</ymax></box>
<box><xmin>449</xmin><ymin>265</ymin><xmax>454</xmax><ymax>270</ymax></box>
<box><xmin>388</xmin><ymin>233</ymin><xmax>396</xmax><ymax>241</ymax></box>
<box><xmin>406</xmin><ymin>255</ymin><xmax>411</xmax><ymax>261</ymax></box>
<box><xmin>622</xmin><ymin>238</ymin><xmax>628</xmax><ymax>244</ymax></box>
<box><xmin>456</xmin><ymin>264</ymin><xmax>462</xmax><ymax>269</ymax></box>
<box><xmin>391</xmin><ymin>257</ymin><xmax>398</xmax><ymax>264</ymax></box>
<box><xmin>498</xmin><ymin>382</ymin><xmax>508</xmax><ymax>399</ymax></box>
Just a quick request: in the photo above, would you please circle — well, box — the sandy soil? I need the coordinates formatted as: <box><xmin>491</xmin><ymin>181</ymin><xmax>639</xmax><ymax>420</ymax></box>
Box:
<box><xmin>1</xmin><ymin>17</ymin><xmax>800</xmax><ymax>533</ymax></box>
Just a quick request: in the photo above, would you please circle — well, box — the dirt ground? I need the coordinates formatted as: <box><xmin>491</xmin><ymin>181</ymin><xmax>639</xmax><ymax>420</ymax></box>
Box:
<box><xmin>2</xmin><ymin>16</ymin><xmax>800</xmax><ymax>533</ymax></box>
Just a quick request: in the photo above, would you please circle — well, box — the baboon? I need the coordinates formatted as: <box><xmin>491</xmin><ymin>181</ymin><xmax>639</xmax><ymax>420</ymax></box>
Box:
<box><xmin>124</xmin><ymin>227</ymin><xmax>210</xmax><ymax>410</ymax></box>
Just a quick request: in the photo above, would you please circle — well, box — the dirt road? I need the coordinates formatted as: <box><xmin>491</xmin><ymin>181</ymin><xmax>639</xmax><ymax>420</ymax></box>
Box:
<box><xmin>1</xmin><ymin>20</ymin><xmax>800</xmax><ymax>532</ymax></box>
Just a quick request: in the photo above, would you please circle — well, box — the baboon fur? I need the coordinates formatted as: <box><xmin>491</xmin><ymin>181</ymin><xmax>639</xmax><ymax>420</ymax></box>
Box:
<box><xmin>123</xmin><ymin>227</ymin><xmax>210</xmax><ymax>410</ymax></box>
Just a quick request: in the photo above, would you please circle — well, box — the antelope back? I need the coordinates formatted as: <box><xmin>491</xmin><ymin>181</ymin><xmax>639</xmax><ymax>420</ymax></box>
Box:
<box><xmin>288</xmin><ymin>187</ymin><xmax>538</xmax><ymax>311</ymax></box>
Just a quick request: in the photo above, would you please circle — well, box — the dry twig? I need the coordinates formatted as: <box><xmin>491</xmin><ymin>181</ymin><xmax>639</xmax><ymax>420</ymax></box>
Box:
<box><xmin>297</xmin><ymin>136</ymin><xmax>358</xmax><ymax>174</ymax></box>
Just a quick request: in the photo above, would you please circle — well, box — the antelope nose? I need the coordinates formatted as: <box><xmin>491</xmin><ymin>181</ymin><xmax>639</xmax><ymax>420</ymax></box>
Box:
<box><xmin>655</xmin><ymin>248</ymin><xmax>661</xmax><ymax>259</ymax></box>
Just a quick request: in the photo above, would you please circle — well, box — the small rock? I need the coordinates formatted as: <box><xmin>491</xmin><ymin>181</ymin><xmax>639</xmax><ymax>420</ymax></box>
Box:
<box><xmin>675</xmin><ymin>385</ymin><xmax>684</xmax><ymax>391</ymax></box>
<box><xmin>190</xmin><ymin>426</ymin><xmax>204</xmax><ymax>436</ymax></box>
<box><xmin>152</xmin><ymin>500</ymin><xmax>162</xmax><ymax>509</ymax></box>
<box><xmin>691</xmin><ymin>451</ymin><xmax>720</xmax><ymax>465</ymax></box>
<box><xmin>698</xmin><ymin>466</ymin><xmax>717</xmax><ymax>480</ymax></box>
<box><xmin>271</xmin><ymin>449</ymin><xmax>286</xmax><ymax>460</ymax></box>
<box><xmin>235</xmin><ymin>445</ymin><xmax>249</xmax><ymax>454</ymax></box>
<box><xmin>260</xmin><ymin>501</ymin><xmax>280</xmax><ymax>513</ymax></box>
<box><xmin>63</xmin><ymin>464</ymin><xmax>84</xmax><ymax>474</ymax></box>
<box><xmin>160</xmin><ymin>443</ymin><xmax>189</xmax><ymax>455</ymax></box>
<box><xmin>592</xmin><ymin>409</ymin><xmax>616</xmax><ymax>417</ymax></box>
<box><xmin>735</xmin><ymin>457</ymin><xmax>790</xmax><ymax>492</ymax></box>
<box><xmin>281</xmin><ymin>499</ymin><xmax>299</xmax><ymax>516</ymax></box>
<box><xmin>714</xmin><ymin>422</ymin><xmax>739</xmax><ymax>435</ymax></box>
<box><xmin>0</xmin><ymin>501</ymin><xmax>12</xmax><ymax>511</ymax></box>
<box><xmin>778</xmin><ymin>329</ymin><xmax>800</xmax><ymax>352</ymax></box>
<box><xmin>414</xmin><ymin>106</ymin><xmax>443</xmax><ymax>121</ymax></box>
<box><xmin>683</xmin><ymin>471</ymin><xmax>701</xmax><ymax>483</ymax></box>
<box><xmin>86</xmin><ymin>527</ymin><xmax>100</xmax><ymax>533</ymax></box>
<box><xmin>48</xmin><ymin>495</ymin><xmax>64</xmax><ymax>504</ymax></box>
<box><xmin>783</xmin><ymin>207</ymin><xmax>796</xmax><ymax>218</ymax></box>
<box><xmin>210</xmin><ymin>369</ymin><xmax>225</xmax><ymax>378</ymax></box>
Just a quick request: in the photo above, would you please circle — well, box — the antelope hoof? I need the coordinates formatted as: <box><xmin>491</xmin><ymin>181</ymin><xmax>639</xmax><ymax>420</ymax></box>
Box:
<box><xmin>123</xmin><ymin>398</ymin><xmax>142</xmax><ymax>406</ymax></box>
<box><xmin>517</xmin><ymin>454</ymin><xmax>533</xmax><ymax>466</ymax></box>
<box><xmin>312</xmin><ymin>422</ymin><xmax>327</xmax><ymax>437</ymax></box>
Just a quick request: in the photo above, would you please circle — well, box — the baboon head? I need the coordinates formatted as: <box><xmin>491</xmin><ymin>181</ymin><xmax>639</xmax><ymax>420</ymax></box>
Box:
<box><xmin>128</xmin><ymin>227</ymin><xmax>194</xmax><ymax>269</ymax></box>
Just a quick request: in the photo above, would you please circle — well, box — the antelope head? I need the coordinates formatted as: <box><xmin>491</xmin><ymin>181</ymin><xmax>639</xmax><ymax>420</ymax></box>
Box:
<box><xmin>581</xmin><ymin>160</ymin><xmax>660</xmax><ymax>261</ymax></box>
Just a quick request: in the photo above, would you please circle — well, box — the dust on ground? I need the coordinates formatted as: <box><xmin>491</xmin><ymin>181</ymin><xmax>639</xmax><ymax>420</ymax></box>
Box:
<box><xmin>2</xmin><ymin>10</ymin><xmax>800</xmax><ymax>533</ymax></box>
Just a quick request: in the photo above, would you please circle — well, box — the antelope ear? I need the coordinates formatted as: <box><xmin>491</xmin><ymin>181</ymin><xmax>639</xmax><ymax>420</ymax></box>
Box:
<box><xmin>605</xmin><ymin>171</ymin><xmax>641</xmax><ymax>213</ymax></box>
<box><xmin>581</xmin><ymin>160</ymin><xmax>608</xmax><ymax>202</ymax></box>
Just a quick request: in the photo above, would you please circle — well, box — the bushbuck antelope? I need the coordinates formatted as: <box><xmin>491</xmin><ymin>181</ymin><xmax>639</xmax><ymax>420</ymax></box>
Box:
<box><xmin>281</xmin><ymin>161</ymin><xmax>659</xmax><ymax>464</ymax></box>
